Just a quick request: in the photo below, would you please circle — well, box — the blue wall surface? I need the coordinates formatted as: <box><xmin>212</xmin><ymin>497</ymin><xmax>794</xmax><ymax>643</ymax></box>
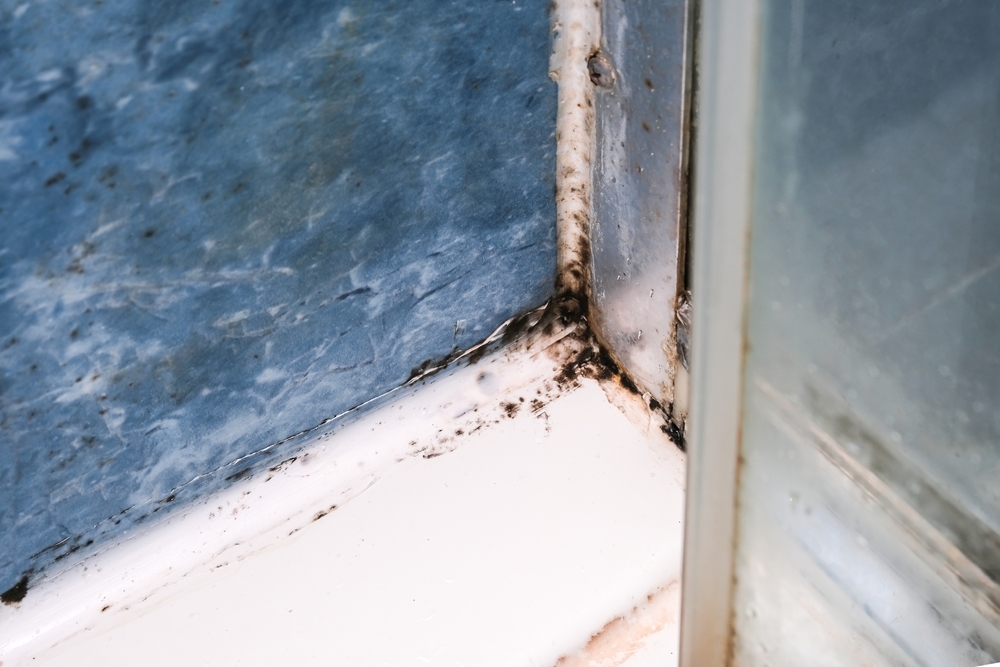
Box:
<box><xmin>0</xmin><ymin>0</ymin><xmax>556</xmax><ymax>595</ymax></box>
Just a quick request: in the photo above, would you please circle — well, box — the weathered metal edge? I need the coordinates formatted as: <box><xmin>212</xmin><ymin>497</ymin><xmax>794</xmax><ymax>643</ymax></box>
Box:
<box><xmin>588</xmin><ymin>0</ymin><xmax>692</xmax><ymax>428</ymax></box>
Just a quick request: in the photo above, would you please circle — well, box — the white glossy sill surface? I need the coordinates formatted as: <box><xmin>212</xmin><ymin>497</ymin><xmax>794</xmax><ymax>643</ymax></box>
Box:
<box><xmin>7</xmin><ymin>342</ymin><xmax>686</xmax><ymax>666</ymax></box>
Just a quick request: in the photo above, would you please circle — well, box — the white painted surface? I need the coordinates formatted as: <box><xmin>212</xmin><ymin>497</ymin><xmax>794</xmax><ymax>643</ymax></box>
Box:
<box><xmin>4</xmin><ymin>339</ymin><xmax>685</xmax><ymax>667</ymax></box>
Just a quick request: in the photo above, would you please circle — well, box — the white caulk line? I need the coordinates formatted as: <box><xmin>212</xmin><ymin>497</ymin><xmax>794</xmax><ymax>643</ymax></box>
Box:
<box><xmin>550</xmin><ymin>0</ymin><xmax>601</xmax><ymax>297</ymax></box>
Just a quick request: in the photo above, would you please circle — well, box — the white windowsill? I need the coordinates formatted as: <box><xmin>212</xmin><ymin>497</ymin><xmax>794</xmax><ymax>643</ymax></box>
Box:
<box><xmin>3</xmin><ymin>326</ymin><xmax>686</xmax><ymax>666</ymax></box>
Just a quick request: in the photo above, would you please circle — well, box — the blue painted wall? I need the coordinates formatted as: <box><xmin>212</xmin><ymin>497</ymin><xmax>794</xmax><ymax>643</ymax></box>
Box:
<box><xmin>0</xmin><ymin>0</ymin><xmax>556</xmax><ymax>594</ymax></box>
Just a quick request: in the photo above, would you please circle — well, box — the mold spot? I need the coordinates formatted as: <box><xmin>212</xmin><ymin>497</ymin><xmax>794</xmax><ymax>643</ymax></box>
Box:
<box><xmin>99</xmin><ymin>165</ymin><xmax>118</xmax><ymax>183</ymax></box>
<box><xmin>408</xmin><ymin>359</ymin><xmax>435</xmax><ymax>381</ymax></box>
<box><xmin>476</xmin><ymin>371</ymin><xmax>500</xmax><ymax>396</ymax></box>
<box><xmin>52</xmin><ymin>536</ymin><xmax>94</xmax><ymax>562</ymax></box>
<box><xmin>225</xmin><ymin>467</ymin><xmax>252</xmax><ymax>482</ymax></box>
<box><xmin>335</xmin><ymin>287</ymin><xmax>373</xmax><ymax>302</ymax></box>
<box><xmin>617</xmin><ymin>369</ymin><xmax>639</xmax><ymax>395</ymax></box>
<box><xmin>407</xmin><ymin>348</ymin><xmax>463</xmax><ymax>383</ymax></box>
<box><xmin>502</xmin><ymin>311</ymin><xmax>533</xmax><ymax>345</ymax></box>
<box><xmin>660</xmin><ymin>422</ymin><xmax>685</xmax><ymax>451</ymax></box>
<box><xmin>312</xmin><ymin>505</ymin><xmax>336</xmax><ymax>522</ymax></box>
<box><xmin>467</xmin><ymin>342</ymin><xmax>489</xmax><ymax>365</ymax></box>
<box><xmin>1</xmin><ymin>575</ymin><xmax>29</xmax><ymax>605</ymax></box>
<box><xmin>68</xmin><ymin>137</ymin><xmax>96</xmax><ymax>167</ymax></box>
<box><xmin>31</xmin><ymin>538</ymin><xmax>68</xmax><ymax>560</ymax></box>
<box><xmin>269</xmin><ymin>456</ymin><xmax>297</xmax><ymax>472</ymax></box>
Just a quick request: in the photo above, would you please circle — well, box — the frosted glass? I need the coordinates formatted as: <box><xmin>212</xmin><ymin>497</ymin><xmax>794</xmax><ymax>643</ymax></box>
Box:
<box><xmin>733</xmin><ymin>1</ymin><xmax>1000</xmax><ymax>664</ymax></box>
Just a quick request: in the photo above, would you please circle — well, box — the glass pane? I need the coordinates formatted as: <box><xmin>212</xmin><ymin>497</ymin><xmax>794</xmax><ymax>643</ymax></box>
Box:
<box><xmin>733</xmin><ymin>1</ymin><xmax>1000</xmax><ymax>664</ymax></box>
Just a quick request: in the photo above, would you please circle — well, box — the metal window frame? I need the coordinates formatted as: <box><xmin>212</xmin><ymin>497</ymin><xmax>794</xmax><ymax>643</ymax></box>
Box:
<box><xmin>678</xmin><ymin>1</ymin><xmax>763</xmax><ymax>665</ymax></box>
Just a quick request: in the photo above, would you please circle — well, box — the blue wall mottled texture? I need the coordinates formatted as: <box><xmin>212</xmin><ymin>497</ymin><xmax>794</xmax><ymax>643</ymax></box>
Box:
<box><xmin>0</xmin><ymin>0</ymin><xmax>556</xmax><ymax>593</ymax></box>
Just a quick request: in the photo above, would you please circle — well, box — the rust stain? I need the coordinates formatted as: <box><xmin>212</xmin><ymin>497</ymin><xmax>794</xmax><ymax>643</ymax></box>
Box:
<box><xmin>554</xmin><ymin>580</ymin><xmax>681</xmax><ymax>667</ymax></box>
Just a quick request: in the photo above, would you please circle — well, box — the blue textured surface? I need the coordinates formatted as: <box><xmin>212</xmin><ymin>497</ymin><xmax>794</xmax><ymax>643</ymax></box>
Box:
<box><xmin>0</xmin><ymin>0</ymin><xmax>556</xmax><ymax>592</ymax></box>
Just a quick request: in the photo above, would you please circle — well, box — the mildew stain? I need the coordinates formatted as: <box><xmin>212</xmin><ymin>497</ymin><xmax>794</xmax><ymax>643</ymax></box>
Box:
<box><xmin>550</xmin><ymin>0</ymin><xmax>600</xmax><ymax>300</ymax></box>
<box><xmin>1</xmin><ymin>0</ymin><xmax>686</xmax><ymax>618</ymax></box>
<box><xmin>404</xmin><ymin>290</ymin><xmax>685</xmax><ymax>464</ymax></box>
<box><xmin>312</xmin><ymin>505</ymin><xmax>337</xmax><ymax>522</ymax></box>
<box><xmin>1</xmin><ymin>575</ymin><xmax>29</xmax><ymax>606</ymax></box>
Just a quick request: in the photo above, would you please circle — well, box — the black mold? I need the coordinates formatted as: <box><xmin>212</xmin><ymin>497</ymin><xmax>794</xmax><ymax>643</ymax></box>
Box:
<box><xmin>312</xmin><ymin>505</ymin><xmax>336</xmax><ymax>522</ymax></box>
<box><xmin>541</xmin><ymin>293</ymin><xmax>687</xmax><ymax>451</ymax></box>
<box><xmin>67</xmin><ymin>137</ymin><xmax>96</xmax><ymax>167</ymax></box>
<box><xmin>30</xmin><ymin>538</ymin><xmax>69</xmax><ymax>560</ymax></box>
<box><xmin>660</xmin><ymin>422</ymin><xmax>686</xmax><ymax>451</ymax></box>
<box><xmin>467</xmin><ymin>341</ymin><xmax>490</xmax><ymax>365</ymax></box>
<box><xmin>45</xmin><ymin>172</ymin><xmax>66</xmax><ymax>187</ymax></box>
<box><xmin>269</xmin><ymin>456</ymin><xmax>297</xmax><ymax>472</ymax></box>
<box><xmin>407</xmin><ymin>348</ymin><xmax>462</xmax><ymax>383</ymax></box>
<box><xmin>334</xmin><ymin>287</ymin><xmax>373</xmax><ymax>302</ymax></box>
<box><xmin>53</xmin><ymin>538</ymin><xmax>93</xmax><ymax>562</ymax></box>
<box><xmin>1</xmin><ymin>575</ymin><xmax>29</xmax><ymax>605</ymax></box>
<box><xmin>502</xmin><ymin>311</ymin><xmax>533</xmax><ymax>345</ymax></box>
<box><xmin>225</xmin><ymin>467</ymin><xmax>252</xmax><ymax>482</ymax></box>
